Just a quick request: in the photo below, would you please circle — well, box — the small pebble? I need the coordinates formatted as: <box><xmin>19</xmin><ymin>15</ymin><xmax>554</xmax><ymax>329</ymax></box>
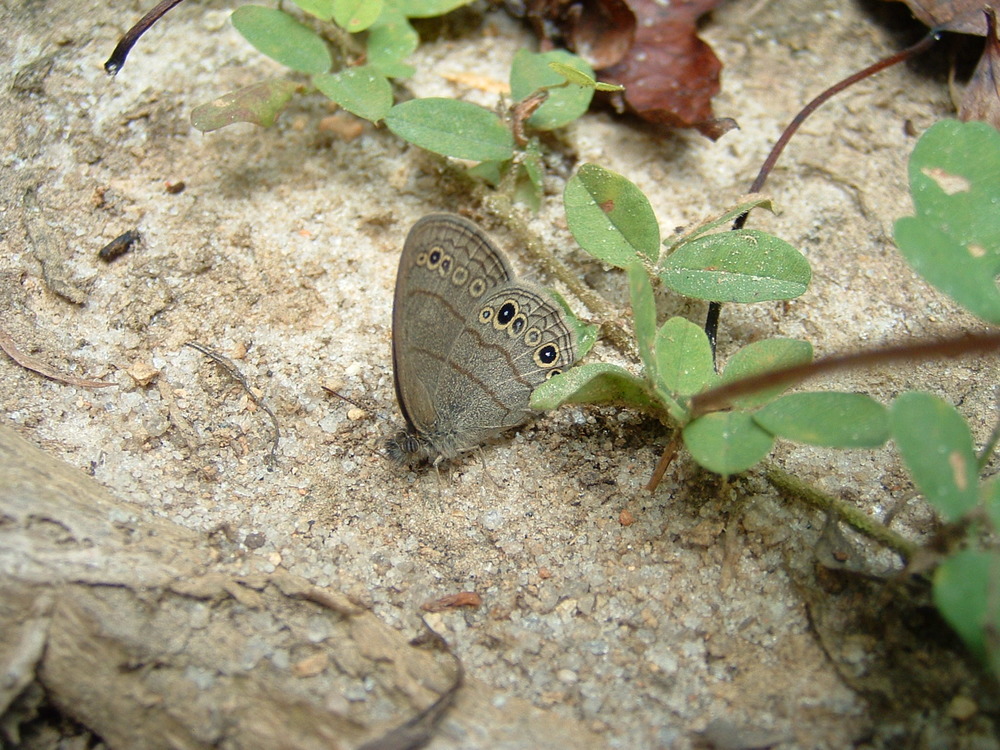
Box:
<box><xmin>556</xmin><ymin>669</ymin><xmax>578</xmax><ymax>685</ymax></box>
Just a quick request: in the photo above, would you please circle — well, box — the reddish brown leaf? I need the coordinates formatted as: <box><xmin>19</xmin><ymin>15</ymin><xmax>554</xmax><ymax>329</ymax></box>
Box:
<box><xmin>521</xmin><ymin>0</ymin><xmax>732</xmax><ymax>138</ymax></box>
<box><xmin>420</xmin><ymin>591</ymin><xmax>483</xmax><ymax>612</ymax></box>
<box><xmin>891</xmin><ymin>0</ymin><xmax>990</xmax><ymax>35</ymax></box>
<box><xmin>959</xmin><ymin>7</ymin><xmax>1000</xmax><ymax>128</ymax></box>
<box><xmin>522</xmin><ymin>0</ymin><xmax>636</xmax><ymax>69</ymax></box>
<box><xmin>598</xmin><ymin>0</ymin><xmax>734</xmax><ymax>139</ymax></box>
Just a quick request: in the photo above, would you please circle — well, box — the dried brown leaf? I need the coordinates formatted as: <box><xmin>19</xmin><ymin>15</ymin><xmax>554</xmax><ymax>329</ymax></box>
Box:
<box><xmin>599</xmin><ymin>0</ymin><xmax>735</xmax><ymax>139</ymax></box>
<box><xmin>522</xmin><ymin>0</ymin><xmax>636</xmax><ymax>69</ymax></box>
<box><xmin>959</xmin><ymin>8</ymin><xmax>1000</xmax><ymax>128</ymax></box>
<box><xmin>893</xmin><ymin>0</ymin><xmax>990</xmax><ymax>35</ymax></box>
<box><xmin>0</xmin><ymin>327</ymin><xmax>115</xmax><ymax>389</ymax></box>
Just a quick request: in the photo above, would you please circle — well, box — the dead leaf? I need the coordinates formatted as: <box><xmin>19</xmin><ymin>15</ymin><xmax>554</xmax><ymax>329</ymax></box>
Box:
<box><xmin>522</xmin><ymin>0</ymin><xmax>637</xmax><ymax>69</ymax></box>
<box><xmin>599</xmin><ymin>0</ymin><xmax>735</xmax><ymax>139</ymax></box>
<box><xmin>0</xmin><ymin>327</ymin><xmax>115</xmax><ymax>389</ymax></box>
<box><xmin>959</xmin><ymin>7</ymin><xmax>1000</xmax><ymax>128</ymax></box>
<box><xmin>521</xmin><ymin>0</ymin><xmax>734</xmax><ymax>138</ymax></box>
<box><xmin>892</xmin><ymin>0</ymin><xmax>991</xmax><ymax>35</ymax></box>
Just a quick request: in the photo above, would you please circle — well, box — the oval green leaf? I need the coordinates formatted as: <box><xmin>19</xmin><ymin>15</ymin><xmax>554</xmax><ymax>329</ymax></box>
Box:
<box><xmin>933</xmin><ymin>549</ymin><xmax>999</xmax><ymax>665</ymax></box>
<box><xmin>659</xmin><ymin>229</ymin><xmax>811</xmax><ymax>302</ymax></box>
<box><xmin>333</xmin><ymin>0</ymin><xmax>382</xmax><ymax>31</ymax></box>
<box><xmin>531</xmin><ymin>363</ymin><xmax>661</xmax><ymax>416</ymax></box>
<box><xmin>313</xmin><ymin>66</ymin><xmax>392</xmax><ymax>122</ymax></box>
<box><xmin>231</xmin><ymin>6</ymin><xmax>331</xmax><ymax>74</ymax></box>
<box><xmin>986</xmin><ymin>477</ymin><xmax>1000</xmax><ymax>533</ymax></box>
<box><xmin>683</xmin><ymin>412</ymin><xmax>775</xmax><ymax>475</ymax></box>
<box><xmin>654</xmin><ymin>317</ymin><xmax>715</xmax><ymax>398</ymax></box>
<box><xmin>720</xmin><ymin>338</ymin><xmax>813</xmax><ymax>408</ymax></box>
<box><xmin>290</xmin><ymin>0</ymin><xmax>334</xmax><ymax>20</ymax></box>
<box><xmin>564</xmin><ymin>164</ymin><xmax>660</xmax><ymax>267</ymax></box>
<box><xmin>893</xmin><ymin>119</ymin><xmax>1000</xmax><ymax>324</ymax></box>
<box><xmin>393</xmin><ymin>0</ymin><xmax>474</xmax><ymax>17</ymax></box>
<box><xmin>367</xmin><ymin>10</ymin><xmax>418</xmax><ymax>78</ymax></box>
<box><xmin>190</xmin><ymin>79</ymin><xmax>300</xmax><ymax>132</ymax></box>
<box><xmin>890</xmin><ymin>391</ymin><xmax>979</xmax><ymax>522</ymax></box>
<box><xmin>385</xmin><ymin>98</ymin><xmax>514</xmax><ymax>162</ymax></box>
<box><xmin>754</xmin><ymin>392</ymin><xmax>890</xmax><ymax>448</ymax></box>
<box><xmin>510</xmin><ymin>50</ymin><xmax>595</xmax><ymax>130</ymax></box>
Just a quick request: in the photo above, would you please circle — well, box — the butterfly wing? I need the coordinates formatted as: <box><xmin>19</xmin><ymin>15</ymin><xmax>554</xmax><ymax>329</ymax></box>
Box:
<box><xmin>391</xmin><ymin>214</ymin><xmax>514</xmax><ymax>437</ymax></box>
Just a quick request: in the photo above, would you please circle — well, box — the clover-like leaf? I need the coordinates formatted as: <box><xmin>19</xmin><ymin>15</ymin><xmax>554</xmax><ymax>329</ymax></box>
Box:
<box><xmin>683</xmin><ymin>412</ymin><xmax>775</xmax><ymax>475</ymax></box>
<box><xmin>894</xmin><ymin>119</ymin><xmax>1000</xmax><ymax>323</ymax></box>
<box><xmin>754</xmin><ymin>392</ymin><xmax>890</xmax><ymax>448</ymax></box>
<box><xmin>191</xmin><ymin>79</ymin><xmax>300</xmax><ymax>132</ymax></box>
<box><xmin>510</xmin><ymin>50</ymin><xmax>595</xmax><ymax>130</ymax></box>
<box><xmin>385</xmin><ymin>99</ymin><xmax>514</xmax><ymax>162</ymax></box>
<box><xmin>314</xmin><ymin>67</ymin><xmax>392</xmax><ymax>122</ymax></box>
<box><xmin>564</xmin><ymin>164</ymin><xmax>660</xmax><ymax>267</ymax></box>
<box><xmin>659</xmin><ymin>230</ymin><xmax>810</xmax><ymax>302</ymax></box>
<box><xmin>890</xmin><ymin>391</ymin><xmax>979</xmax><ymax>522</ymax></box>
<box><xmin>232</xmin><ymin>6</ymin><xmax>331</xmax><ymax>74</ymax></box>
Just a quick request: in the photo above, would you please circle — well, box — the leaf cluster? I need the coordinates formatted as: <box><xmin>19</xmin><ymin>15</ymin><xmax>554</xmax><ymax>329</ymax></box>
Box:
<box><xmin>193</xmin><ymin>1</ymin><xmax>622</xmax><ymax>210</ymax></box>
<box><xmin>534</xmin><ymin>121</ymin><xmax>1000</xmax><ymax>676</ymax></box>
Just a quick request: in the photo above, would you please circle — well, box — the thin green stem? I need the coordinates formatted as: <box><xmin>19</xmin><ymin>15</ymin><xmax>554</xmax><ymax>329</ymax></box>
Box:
<box><xmin>763</xmin><ymin>462</ymin><xmax>919</xmax><ymax>562</ymax></box>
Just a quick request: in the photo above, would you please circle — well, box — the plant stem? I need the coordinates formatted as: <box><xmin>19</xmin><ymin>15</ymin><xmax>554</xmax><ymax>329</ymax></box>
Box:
<box><xmin>763</xmin><ymin>462</ymin><xmax>919</xmax><ymax>561</ymax></box>
<box><xmin>645</xmin><ymin>431</ymin><xmax>680</xmax><ymax>491</ymax></box>
<box><xmin>690</xmin><ymin>331</ymin><xmax>1000</xmax><ymax>417</ymax></box>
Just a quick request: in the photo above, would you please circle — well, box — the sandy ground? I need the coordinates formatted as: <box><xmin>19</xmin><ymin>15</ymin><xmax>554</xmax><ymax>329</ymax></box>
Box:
<box><xmin>3</xmin><ymin>0</ymin><xmax>999</xmax><ymax>747</ymax></box>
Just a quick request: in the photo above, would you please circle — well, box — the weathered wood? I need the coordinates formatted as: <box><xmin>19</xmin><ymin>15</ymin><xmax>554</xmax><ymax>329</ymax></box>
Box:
<box><xmin>0</xmin><ymin>426</ymin><xmax>599</xmax><ymax>749</ymax></box>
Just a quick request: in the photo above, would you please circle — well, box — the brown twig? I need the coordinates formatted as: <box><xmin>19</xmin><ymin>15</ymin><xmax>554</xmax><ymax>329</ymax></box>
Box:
<box><xmin>105</xmin><ymin>0</ymin><xmax>188</xmax><ymax>75</ymax></box>
<box><xmin>690</xmin><ymin>331</ymin><xmax>1000</xmax><ymax>418</ymax></box>
<box><xmin>645</xmin><ymin>430</ymin><xmax>680</xmax><ymax>492</ymax></box>
<box><xmin>185</xmin><ymin>341</ymin><xmax>280</xmax><ymax>469</ymax></box>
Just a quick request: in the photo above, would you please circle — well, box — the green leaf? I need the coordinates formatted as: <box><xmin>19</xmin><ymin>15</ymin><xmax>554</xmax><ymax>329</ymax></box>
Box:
<box><xmin>332</xmin><ymin>0</ymin><xmax>382</xmax><ymax>30</ymax></box>
<box><xmin>313</xmin><ymin>66</ymin><xmax>392</xmax><ymax>122</ymax></box>
<box><xmin>547</xmin><ymin>61</ymin><xmax>623</xmax><ymax>92</ymax></box>
<box><xmin>547</xmin><ymin>289</ymin><xmax>598</xmax><ymax>359</ymax></box>
<box><xmin>231</xmin><ymin>6</ymin><xmax>331</xmax><ymax>74</ymax></box>
<box><xmin>754</xmin><ymin>392</ymin><xmax>890</xmax><ymax>448</ymax></box>
<box><xmin>659</xmin><ymin>230</ymin><xmax>811</xmax><ymax>302</ymax></box>
<box><xmin>564</xmin><ymin>164</ymin><xmax>660</xmax><ymax>267</ymax></box>
<box><xmin>466</xmin><ymin>160</ymin><xmax>503</xmax><ymax>186</ymax></box>
<box><xmin>367</xmin><ymin>9</ymin><xmax>418</xmax><ymax>78</ymax></box>
<box><xmin>290</xmin><ymin>0</ymin><xmax>334</xmax><ymax>20</ymax></box>
<box><xmin>514</xmin><ymin>142</ymin><xmax>544</xmax><ymax>212</ymax></box>
<box><xmin>385</xmin><ymin>98</ymin><xmax>514</xmax><ymax>162</ymax></box>
<box><xmin>683</xmin><ymin>412</ymin><xmax>775</xmax><ymax>475</ymax></box>
<box><xmin>933</xmin><ymin>549</ymin><xmax>1000</xmax><ymax>665</ymax></box>
<box><xmin>654</xmin><ymin>317</ymin><xmax>715</xmax><ymax>398</ymax></box>
<box><xmin>628</xmin><ymin>265</ymin><xmax>658</xmax><ymax>385</ymax></box>
<box><xmin>510</xmin><ymin>50</ymin><xmax>595</xmax><ymax>130</ymax></box>
<box><xmin>664</xmin><ymin>198</ymin><xmax>776</xmax><ymax>253</ymax></box>
<box><xmin>190</xmin><ymin>79</ymin><xmax>300</xmax><ymax>132</ymax></box>
<box><xmin>894</xmin><ymin>119</ymin><xmax>1000</xmax><ymax>324</ymax></box>
<box><xmin>720</xmin><ymin>338</ymin><xmax>813</xmax><ymax>408</ymax></box>
<box><xmin>890</xmin><ymin>391</ymin><xmax>979</xmax><ymax>522</ymax></box>
<box><xmin>985</xmin><ymin>477</ymin><xmax>1000</xmax><ymax>532</ymax></box>
<box><xmin>531</xmin><ymin>363</ymin><xmax>661</xmax><ymax>415</ymax></box>
<box><xmin>393</xmin><ymin>0</ymin><xmax>474</xmax><ymax>17</ymax></box>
